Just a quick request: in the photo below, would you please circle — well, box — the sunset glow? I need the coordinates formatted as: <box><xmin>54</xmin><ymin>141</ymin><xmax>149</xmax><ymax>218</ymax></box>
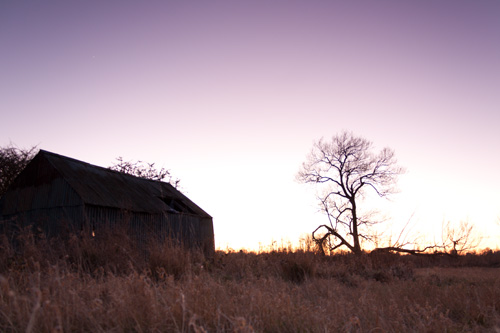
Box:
<box><xmin>1</xmin><ymin>1</ymin><xmax>499</xmax><ymax>251</ymax></box>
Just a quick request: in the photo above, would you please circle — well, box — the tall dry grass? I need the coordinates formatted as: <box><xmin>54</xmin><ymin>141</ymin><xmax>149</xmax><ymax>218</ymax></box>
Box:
<box><xmin>0</xmin><ymin>228</ymin><xmax>499</xmax><ymax>332</ymax></box>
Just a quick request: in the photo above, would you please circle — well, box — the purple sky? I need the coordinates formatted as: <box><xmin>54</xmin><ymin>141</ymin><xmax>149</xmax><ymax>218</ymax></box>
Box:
<box><xmin>2</xmin><ymin>1</ymin><xmax>500</xmax><ymax>250</ymax></box>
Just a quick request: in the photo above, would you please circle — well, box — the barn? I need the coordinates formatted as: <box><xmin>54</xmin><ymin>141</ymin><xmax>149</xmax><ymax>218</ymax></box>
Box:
<box><xmin>0</xmin><ymin>150</ymin><xmax>214</xmax><ymax>257</ymax></box>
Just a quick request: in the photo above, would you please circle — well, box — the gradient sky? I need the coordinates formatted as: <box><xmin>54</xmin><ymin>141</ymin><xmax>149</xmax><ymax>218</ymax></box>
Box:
<box><xmin>2</xmin><ymin>1</ymin><xmax>499</xmax><ymax>250</ymax></box>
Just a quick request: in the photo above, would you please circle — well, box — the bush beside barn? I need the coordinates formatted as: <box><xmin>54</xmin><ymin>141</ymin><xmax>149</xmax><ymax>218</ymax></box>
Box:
<box><xmin>0</xmin><ymin>150</ymin><xmax>215</xmax><ymax>257</ymax></box>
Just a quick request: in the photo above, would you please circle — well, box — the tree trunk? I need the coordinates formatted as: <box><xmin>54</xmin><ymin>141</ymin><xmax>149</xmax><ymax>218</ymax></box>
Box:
<box><xmin>350</xmin><ymin>199</ymin><xmax>362</xmax><ymax>255</ymax></box>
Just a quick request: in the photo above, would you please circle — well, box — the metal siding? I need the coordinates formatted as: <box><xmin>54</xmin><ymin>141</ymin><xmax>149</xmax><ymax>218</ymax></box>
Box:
<box><xmin>1</xmin><ymin>174</ymin><xmax>81</xmax><ymax>215</ymax></box>
<box><xmin>0</xmin><ymin>205</ymin><xmax>85</xmax><ymax>236</ymax></box>
<box><xmin>83</xmin><ymin>205</ymin><xmax>210</xmax><ymax>252</ymax></box>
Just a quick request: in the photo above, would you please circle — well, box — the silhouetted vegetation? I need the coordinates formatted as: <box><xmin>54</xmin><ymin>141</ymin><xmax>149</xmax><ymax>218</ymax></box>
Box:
<box><xmin>110</xmin><ymin>156</ymin><xmax>180</xmax><ymax>187</ymax></box>
<box><xmin>297</xmin><ymin>131</ymin><xmax>404</xmax><ymax>255</ymax></box>
<box><xmin>0</xmin><ymin>228</ymin><xmax>499</xmax><ymax>332</ymax></box>
<box><xmin>296</xmin><ymin>133</ymin><xmax>483</xmax><ymax>258</ymax></box>
<box><xmin>0</xmin><ymin>144</ymin><xmax>37</xmax><ymax>196</ymax></box>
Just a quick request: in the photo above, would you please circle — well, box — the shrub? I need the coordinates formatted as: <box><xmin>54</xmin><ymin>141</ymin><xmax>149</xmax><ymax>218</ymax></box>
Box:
<box><xmin>0</xmin><ymin>144</ymin><xmax>37</xmax><ymax>196</ymax></box>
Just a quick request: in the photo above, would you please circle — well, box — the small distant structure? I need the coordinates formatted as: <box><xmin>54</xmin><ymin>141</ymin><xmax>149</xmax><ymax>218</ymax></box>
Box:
<box><xmin>0</xmin><ymin>150</ymin><xmax>214</xmax><ymax>257</ymax></box>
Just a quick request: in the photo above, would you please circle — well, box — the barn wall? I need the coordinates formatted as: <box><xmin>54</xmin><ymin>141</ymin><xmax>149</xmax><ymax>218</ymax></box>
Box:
<box><xmin>1</xmin><ymin>178</ymin><xmax>82</xmax><ymax>215</ymax></box>
<box><xmin>84</xmin><ymin>205</ymin><xmax>215</xmax><ymax>257</ymax></box>
<box><xmin>0</xmin><ymin>168</ymin><xmax>85</xmax><ymax>237</ymax></box>
<box><xmin>199</xmin><ymin>216</ymin><xmax>215</xmax><ymax>257</ymax></box>
<box><xmin>0</xmin><ymin>205</ymin><xmax>86</xmax><ymax>239</ymax></box>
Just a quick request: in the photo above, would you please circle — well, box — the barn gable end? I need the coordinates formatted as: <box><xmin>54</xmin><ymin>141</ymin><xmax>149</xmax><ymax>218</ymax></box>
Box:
<box><xmin>0</xmin><ymin>150</ymin><xmax>215</xmax><ymax>257</ymax></box>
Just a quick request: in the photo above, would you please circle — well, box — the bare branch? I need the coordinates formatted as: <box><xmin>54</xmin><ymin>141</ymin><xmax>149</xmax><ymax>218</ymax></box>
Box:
<box><xmin>442</xmin><ymin>220</ymin><xmax>481</xmax><ymax>255</ymax></box>
<box><xmin>0</xmin><ymin>144</ymin><xmax>38</xmax><ymax>196</ymax></box>
<box><xmin>392</xmin><ymin>212</ymin><xmax>416</xmax><ymax>248</ymax></box>
<box><xmin>372</xmin><ymin>245</ymin><xmax>445</xmax><ymax>256</ymax></box>
<box><xmin>109</xmin><ymin>157</ymin><xmax>180</xmax><ymax>188</ymax></box>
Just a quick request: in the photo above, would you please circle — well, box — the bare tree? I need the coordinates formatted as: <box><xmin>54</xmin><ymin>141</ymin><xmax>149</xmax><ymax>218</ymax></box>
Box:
<box><xmin>109</xmin><ymin>157</ymin><xmax>180</xmax><ymax>188</ymax></box>
<box><xmin>297</xmin><ymin>132</ymin><xmax>404</xmax><ymax>255</ymax></box>
<box><xmin>0</xmin><ymin>144</ymin><xmax>38</xmax><ymax>196</ymax></box>
<box><xmin>442</xmin><ymin>220</ymin><xmax>481</xmax><ymax>255</ymax></box>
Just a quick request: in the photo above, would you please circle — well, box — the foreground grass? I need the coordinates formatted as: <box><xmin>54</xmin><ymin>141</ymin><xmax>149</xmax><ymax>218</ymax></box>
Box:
<box><xmin>0</xmin><ymin>231</ymin><xmax>499</xmax><ymax>332</ymax></box>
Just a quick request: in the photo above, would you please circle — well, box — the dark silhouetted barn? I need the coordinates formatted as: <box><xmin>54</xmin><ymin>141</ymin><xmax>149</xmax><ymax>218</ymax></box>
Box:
<box><xmin>0</xmin><ymin>150</ymin><xmax>214</xmax><ymax>257</ymax></box>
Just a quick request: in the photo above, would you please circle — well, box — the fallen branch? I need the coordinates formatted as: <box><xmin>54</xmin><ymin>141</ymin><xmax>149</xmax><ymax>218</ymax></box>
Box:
<box><xmin>371</xmin><ymin>245</ymin><xmax>450</xmax><ymax>256</ymax></box>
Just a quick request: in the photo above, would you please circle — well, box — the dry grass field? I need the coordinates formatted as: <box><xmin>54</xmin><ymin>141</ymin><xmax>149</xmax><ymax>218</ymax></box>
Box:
<box><xmin>1</xmin><ymin>228</ymin><xmax>499</xmax><ymax>332</ymax></box>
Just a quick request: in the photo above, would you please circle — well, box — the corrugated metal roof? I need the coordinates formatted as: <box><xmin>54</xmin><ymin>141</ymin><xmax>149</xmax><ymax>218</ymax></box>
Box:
<box><xmin>35</xmin><ymin>150</ymin><xmax>211</xmax><ymax>217</ymax></box>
